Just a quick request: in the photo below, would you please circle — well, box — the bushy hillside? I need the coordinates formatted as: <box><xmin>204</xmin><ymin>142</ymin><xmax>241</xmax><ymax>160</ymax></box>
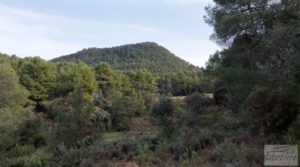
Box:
<box><xmin>52</xmin><ymin>42</ymin><xmax>197</xmax><ymax>74</ymax></box>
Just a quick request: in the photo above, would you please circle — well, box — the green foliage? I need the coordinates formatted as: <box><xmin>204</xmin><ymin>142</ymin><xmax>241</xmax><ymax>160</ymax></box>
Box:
<box><xmin>185</xmin><ymin>92</ymin><xmax>212</xmax><ymax>113</ymax></box>
<box><xmin>205</xmin><ymin>1</ymin><xmax>300</xmax><ymax>122</ymax></box>
<box><xmin>53</xmin><ymin>62</ymin><xmax>96</xmax><ymax>98</ymax></box>
<box><xmin>283</xmin><ymin>115</ymin><xmax>300</xmax><ymax>144</ymax></box>
<box><xmin>219</xmin><ymin>138</ymin><xmax>239</xmax><ymax>162</ymax></box>
<box><xmin>239</xmin><ymin>144</ymin><xmax>262</xmax><ymax>166</ymax></box>
<box><xmin>128</xmin><ymin>69</ymin><xmax>157</xmax><ymax>92</ymax></box>
<box><xmin>213</xmin><ymin>66</ymin><xmax>259</xmax><ymax>110</ymax></box>
<box><xmin>205</xmin><ymin>0</ymin><xmax>270</xmax><ymax>44</ymax></box>
<box><xmin>127</xmin><ymin>69</ymin><xmax>158</xmax><ymax>114</ymax></box>
<box><xmin>157</xmin><ymin>75</ymin><xmax>173</xmax><ymax>95</ymax></box>
<box><xmin>137</xmin><ymin>144</ymin><xmax>154</xmax><ymax>165</ymax></box>
<box><xmin>216</xmin><ymin>139</ymin><xmax>262</xmax><ymax>166</ymax></box>
<box><xmin>110</xmin><ymin>92</ymin><xmax>146</xmax><ymax>131</ymax></box>
<box><xmin>244</xmin><ymin>87</ymin><xmax>298</xmax><ymax>134</ymax></box>
<box><xmin>94</xmin><ymin>62</ymin><xmax>122</xmax><ymax>98</ymax></box>
<box><xmin>52</xmin><ymin>87</ymin><xmax>99</xmax><ymax>149</ymax></box>
<box><xmin>179</xmin><ymin>149</ymin><xmax>203</xmax><ymax>167</ymax></box>
<box><xmin>8</xmin><ymin>146</ymin><xmax>53</xmax><ymax>167</ymax></box>
<box><xmin>152</xmin><ymin>97</ymin><xmax>174</xmax><ymax>122</ymax></box>
<box><xmin>54</xmin><ymin>147</ymin><xmax>83</xmax><ymax>167</ymax></box>
<box><xmin>214</xmin><ymin>66</ymin><xmax>258</xmax><ymax>93</ymax></box>
<box><xmin>0</xmin><ymin>59</ymin><xmax>45</xmax><ymax>161</ymax></box>
<box><xmin>52</xmin><ymin>42</ymin><xmax>209</xmax><ymax>96</ymax></box>
<box><xmin>258</xmin><ymin>22</ymin><xmax>300</xmax><ymax>94</ymax></box>
<box><xmin>0</xmin><ymin>58</ymin><xmax>29</xmax><ymax>108</ymax></box>
<box><xmin>4</xmin><ymin>5</ymin><xmax>300</xmax><ymax>164</ymax></box>
<box><xmin>0</xmin><ymin>108</ymin><xmax>50</xmax><ymax>167</ymax></box>
<box><xmin>205</xmin><ymin>51</ymin><xmax>221</xmax><ymax>73</ymax></box>
<box><xmin>158</xmin><ymin>70</ymin><xmax>208</xmax><ymax>96</ymax></box>
<box><xmin>0</xmin><ymin>107</ymin><xmax>28</xmax><ymax>152</ymax></box>
<box><xmin>156</xmin><ymin>139</ymin><xmax>169</xmax><ymax>159</ymax></box>
<box><xmin>53</xmin><ymin>42</ymin><xmax>196</xmax><ymax>75</ymax></box>
<box><xmin>18</xmin><ymin>57</ymin><xmax>55</xmax><ymax>101</ymax></box>
<box><xmin>17</xmin><ymin>115</ymin><xmax>48</xmax><ymax>147</ymax></box>
<box><xmin>74</xmin><ymin>62</ymin><xmax>96</xmax><ymax>95</ymax></box>
<box><xmin>152</xmin><ymin>97</ymin><xmax>176</xmax><ymax>138</ymax></box>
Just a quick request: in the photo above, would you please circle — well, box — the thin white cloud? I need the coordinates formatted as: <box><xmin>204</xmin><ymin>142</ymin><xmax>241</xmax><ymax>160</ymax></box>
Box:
<box><xmin>164</xmin><ymin>0</ymin><xmax>212</xmax><ymax>5</ymax></box>
<box><xmin>0</xmin><ymin>1</ymin><xmax>218</xmax><ymax>66</ymax></box>
<box><xmin>0</xmin><ymin>3</ymin><xmax>165</xmax><ymax>34</ymax></box>
<box><xmin>62</xmin><ymin>0</ymin><xmax>213</xmax><ymax>6</ymax></box>
<box><xmin>0</xmin><ymin>3</ymin><xmax>169</xmax><ymax>59</ymax></box>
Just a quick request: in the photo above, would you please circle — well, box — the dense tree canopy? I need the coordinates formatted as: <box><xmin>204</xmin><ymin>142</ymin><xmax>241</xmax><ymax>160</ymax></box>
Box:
<box><xmin>205</xmin><ymin>0</ymin><xmax>300</xmax><ymax>131</ymax></box>
<box><xmin>52</xmin><ymin>42</ymin><xmax>211</xmax><ymax>95</ymax></box>
<box><xmin>50</xmin><ymin>61</ymin><xmax>97</xmax><ymax>105</ymax></box>
<box><xmin>52</xmin><ymin>42</ymin><xmax>197</xmax><ymax>75</ymax></box>
<box><xmin>0</xmin><ymin>57</ymin><xmax>29</xmax><ymax>108</ymax></box>
<box><xmin>18</xmin><ymin>57</ymin><xmax>55</xmax><ymax>101</ymax></box>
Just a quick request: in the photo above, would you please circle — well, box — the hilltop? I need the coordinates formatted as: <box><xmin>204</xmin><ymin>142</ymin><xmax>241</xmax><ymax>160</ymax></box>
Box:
<box><xmin>52</xmin><ymin>42</ymin><xmax>199</xmax><ymax>74</ymax></box>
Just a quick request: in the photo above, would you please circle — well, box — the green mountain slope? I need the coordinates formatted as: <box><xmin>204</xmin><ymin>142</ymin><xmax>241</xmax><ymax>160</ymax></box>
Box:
<box><xmin>52</xmin><ymin>42</ymin><xmax>198</xmax><ymax>74</ymax></box>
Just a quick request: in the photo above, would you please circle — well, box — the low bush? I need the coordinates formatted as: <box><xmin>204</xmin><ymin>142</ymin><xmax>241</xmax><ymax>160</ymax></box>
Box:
<box><xmin>136</xmin><ymin>144</ymin><xmax>155</xmax><ymax>165</ymax></box>
<box><xmin>244</xmin><ymin>87</ymin><xmax>298</xmax><ymax>135</ymax></box>
<box><xmin>152</xmin><ymin>96</ymin><xmax>174</xmax><ymax>122</ymax></box>
<box><xmin>185</xmin><ymin>92</ymin><xmax>212</xmax><ymax>113</ymax></box>
<box><xmin>8</xmin><ymin>146</ymin><xmax>53</xmax><ymax>167</ymax></box>
<box><xmin>283</xmin><ymin>115</ymin><xmax>300</xmax><ymax>144</ymax></box>
<box><xmin>179</xmin><ymin>148</ymin><xmax>203</xmax><ymax>167</ymax></box>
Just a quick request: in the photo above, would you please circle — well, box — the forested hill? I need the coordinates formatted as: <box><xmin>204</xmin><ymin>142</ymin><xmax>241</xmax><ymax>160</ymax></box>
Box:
<box><xmin>52</xmin><ymin>42</ymin><xmax>198</xmax><ymax>74</ymax></box>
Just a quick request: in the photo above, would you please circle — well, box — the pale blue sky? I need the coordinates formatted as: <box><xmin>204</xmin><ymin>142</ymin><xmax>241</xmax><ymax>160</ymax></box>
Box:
<box><xmin>0</xmin><ymin>0</ymin><xmax>219</xmax><ymax>67</ymax></box>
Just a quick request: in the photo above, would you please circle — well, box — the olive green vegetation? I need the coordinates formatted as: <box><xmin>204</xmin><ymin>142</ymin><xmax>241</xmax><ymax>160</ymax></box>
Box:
<box><xmin>1</xmin><ymin>0</ymin><xmax>300</xmax><ymax>166</ymax></box>
<box><xmin>1</xmin><ymin>48</ymin><xmax>212</xmax><ymax>166</ymax></box>
<box><xmin>205</xmin><ymin>0</ymin><xmax>300</xmax><ymax>136</ymax></box>
<box><xmin>52</xmin><ymin>42</ymin><xmax>194</xmax><ymax>75</ymax></box>
<box><xmin>53</xmin><ymin>42</ymin><xmax>209</xmax><ymax>96</ymax></box>
<box><xmin>0</xmin><ymin>52</ymin><xmax>162</xmax><ymax>166</ymax></box>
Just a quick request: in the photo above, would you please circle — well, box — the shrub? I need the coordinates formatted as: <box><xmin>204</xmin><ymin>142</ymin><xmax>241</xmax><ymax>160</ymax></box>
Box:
<box><xmin>244</xmin><ymin>87</ymin><xmax>298</xmax><ymax>135</ymax></box>
<box><xmin>111</xmin><ymin>93</ymin><xmax>146</xmax><ymax>131</ymax></box>
<box><xmin>283</xmin><ymin>115</ymin><xmax>300</xmax><ymax>144</ymax></box>
<box><xmin>185</xmin><ymin>92</ymin><xmax>212</xmax><ymax>113</ymax></box>
<box><xmin>55</xmin><ymin>147</ymin><xmax>83</xmax><ymax>167</ymax></box>
<box><xmin>152</xmin><ymin>97</ymin><xmax>176</xmax><ymax>137</ymax></box>
<box><xmin>213</xmin><ymin>85</ymin><xmax>229</xmax><ymax>106</ymax></box>
<box><xmin>219</xmin><ymin>138</ymin><xmax>240</xmax><ymax>162</ymax></box>
<box><xmin>152</xmin><ymin>96</ymin><xmax>174</xmax><ymax>122</ymax></box>
<box><xmin>8</xmin><ymin>146</ymin><xmax>53</xmax><ymax>167</ymax></box>
<box><xmin>156</xmin><ymin>139</ymin><xmax>169</xmax><ymax>160</ymax></box>
<box><xmin>179</xmin><ymin>148</ymin><xmax>203</xmax><ymax>167</ymax></box>
<box><xmin>80</xmin><ymin>158</ymin><xmax>95</xmax><ymax>167</ymax></box>
<box><xmin>239</xmin><ymin>144</ymin><xmax>262</xmax><ymax>166</ymax></box>
<box><xmin>137</xmin><ymin>144</ymin><xmax>155</xmax><ymax>165</ymax></box>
